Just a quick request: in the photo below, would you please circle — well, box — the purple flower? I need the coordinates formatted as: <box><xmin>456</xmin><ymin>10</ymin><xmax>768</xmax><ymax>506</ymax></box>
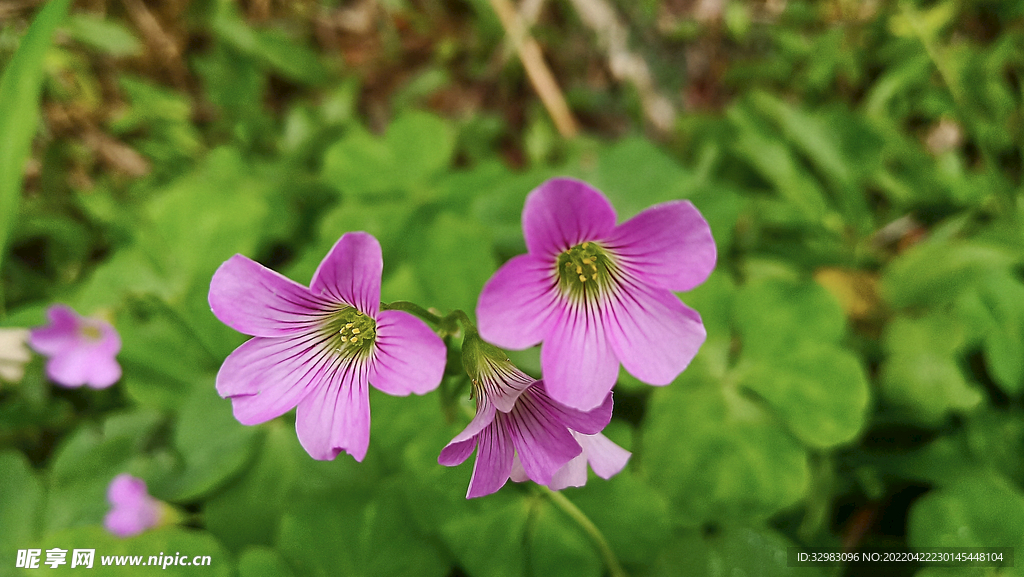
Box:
<box><xmin>514</xmin><ymin>431</ymin><xmax>631</xmax><ymax>490</ymax></box>
<box><xmin>28</xmin><ymin>305</ymin><xmax>121</xmax><ymax>389</ymax></box>
<box><xmin>477</xmin><ymin>178</ymin><xmax>716</xmax><ymax>410</ymax></box>
<box><xmin>438</xmin><ymin>338</ymin><xmax>626</xmax><ymax>498</ymax></box>
<box><xmin>104</xmin><ymin>474</ymin><xmax>163</xmax><ymax>538</ymax></box>
<box><xmin>209</xmin><ymin>232</ymin><xmax>446</xmax><ymax>461</ymax></box>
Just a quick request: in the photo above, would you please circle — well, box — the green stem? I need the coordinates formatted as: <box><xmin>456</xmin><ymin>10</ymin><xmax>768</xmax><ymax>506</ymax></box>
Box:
<box><xmin>540</xmin><ymin>486</ymin><xmax>628</xmax><ymax>577</ymax></box>
<box><xmin>446</xmin><ymin>309</ymin><xmax>476</xmax><ymax>335</ymax></box>
<box><xmin>382</xmin><ymin>300</ymin><xmax>444</xmax><ymax>325</ymax></box>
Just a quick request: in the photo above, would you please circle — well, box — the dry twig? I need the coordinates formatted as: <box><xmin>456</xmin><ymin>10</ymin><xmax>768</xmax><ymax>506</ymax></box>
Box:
<box><xmin>488</xmin><ymin>0</ymin><xmax>579</xmax><ymax>138</ymax></box>
<box><xmin>565</xmin><ymin>0</ymin><xmax>676</xmax><ymax>133</ymax></box>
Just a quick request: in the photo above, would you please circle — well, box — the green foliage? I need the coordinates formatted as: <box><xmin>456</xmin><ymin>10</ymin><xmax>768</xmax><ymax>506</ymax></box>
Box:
<box><xmin>0</xmin><ymin>0</ymin><xmax>71</xmax><ymax>285</ymax></box>
<box><xmin>3</xmin><ymin>0</ymin><xmax>1024</xmax><ymax>575</ymax></box>
<box><xmin>0</xmin><ymin>451</ymin><xmax>44</xmax><ymax>553</ymax></box>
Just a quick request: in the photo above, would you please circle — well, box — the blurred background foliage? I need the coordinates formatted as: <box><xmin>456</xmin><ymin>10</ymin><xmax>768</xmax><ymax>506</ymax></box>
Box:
<box><xmin>1</xmin><ymin>0</ymin><xmax>1024</xmax><ymax>575</ymax></box>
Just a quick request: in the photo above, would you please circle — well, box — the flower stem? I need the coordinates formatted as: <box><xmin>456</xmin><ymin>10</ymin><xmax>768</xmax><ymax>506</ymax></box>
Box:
<box><xmin>540</xmin><ymin>486</ymin><xmax>628</xmax><ymax>577</ymax></box>
<box><xmin>446</xmin><ymin>309</ymin><xmax>477</xmax><ymax>335</ymax></box>
<box><xmin>382</xmin><ymin>301</ymin><xmax>444</xmax><ymax>326</ymax></box>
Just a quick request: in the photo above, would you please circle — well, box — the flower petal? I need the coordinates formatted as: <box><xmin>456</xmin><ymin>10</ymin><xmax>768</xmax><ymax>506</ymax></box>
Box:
<box><xmin>576</xmin><ymin>432</ymin><xmax>631</xmax><ymax>479</ymax></box>
<box><xmin>477</xmin><ymin>254</ymin><xmax>560</xmax><ymax>350</ymax></box>
<box><xmin>216</xmin><ymin>335</ymin><xmax>334</xmax><ymax>425</ymax></box>
<box><xmin>477</xmin><ymin>361</ymin><xmax>533</xmax><ymax>413</ymax></box>
<box><xmin>540</xmin><ymin>300</ymin><xmax>619</xmax><ymax>411</ymax></box>
<box><xmin>295</xmin><ymin>360</ymin><xmax>371</xmax><ymax>461</ymax></box>
<box><xmin>605</xmin><ymin>282</ymin><xmax>706</xmax><ymax>386</ymax></box>
<box><xmin>466</xmin><ymin>420</ymin><xmax>514</xmax><ymax>498</ymax></box>
<box><xmin>105</xmin><ymin>505</ymin><xmax>158</xmax><ymax>538</ymax></box>
<box><xmin>605</xmin><ymin>200</ymin><xmax>717</xmax><ymax>292</ymax></box>
<box><xmin>522</xmin><ymin>178</ymin><xmax>617</xmax><ymax>258</ymax></box>
<box><xmin>209</xmin><ymin>254</ymin><xmax>330</xmax><ymax>338</ymax></box>
<box><xmin>505</xmin><ymin>389</ymin><xmax>583</xmax><ymax>486</ymax></box>
<box><xmin>548</xmin><ymin>449</ymin><xmax>589</xmax><ymax>490</ymax></box>
<box><xmin>46</xmin><ymin>346</ymin><xmax>100</xmax><ymax>388</ymax></box>
<box><xmin>310</xmin><ymin>232</ymin><xmax>382</xmax><ymax>317</ymax></box>
<box><xmin>91</xmin><ymin>321</ymin><xmax>122</xmax><ymax>356</ymax></box>
<box><xmin>28</xmin><ymin>305</ymin><xmax>79</xmax><ymax>355</ymax></box>
<box><xmin>107</xmin><ymin>474</ymin><xmax>148</xmax><ymax>506</ymax></box>
<box><xmin>531</xmin><ymin>381</ymin><xmax>613</xmax><ymax>435</ymax></box>
<box><xmin>438</xmin><ymin>438</ymin><xmax>476</xmax><ymax>467</ymax></box>
<box><xmin>369</xmin><ymin>310</ymin><xmax>445</xmax><ymax>396</ymax></box>
<box><xmin>84</xmin><ymin>354</ymin><xmax>121</xmax><ymax>389</ymax></box>
<box><xmin>448</xmin><ymin>393</ymin><xmax>497</xmax><ymax>446</ymax></box>
<box><xmin>509</xmin><ymin>453</ymin><xmax>528</xmax><ymax>483</ymax></box>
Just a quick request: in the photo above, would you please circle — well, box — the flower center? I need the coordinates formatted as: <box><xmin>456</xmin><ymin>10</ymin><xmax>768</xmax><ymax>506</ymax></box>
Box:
<box><xmin>79</xmin><ymin>325</ymin><xmax>103</xmax><ymax>342</ymax></box>
<box><xmin>556</xmin><ymin>241</ymin><xmax>616</xmax><ymax>300</ymax></box>
<box><xmin>323</xmin><ymin>307</ymin><xmax>377</xmax><ymax>357</ymax></box>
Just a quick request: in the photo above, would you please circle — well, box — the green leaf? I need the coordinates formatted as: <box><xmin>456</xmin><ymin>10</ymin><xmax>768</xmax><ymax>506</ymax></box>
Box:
<box><xmin>0</xmin><ymin>0</ymin><xmax>72</xmax><ymax>276</ymax></box>
<box><xmin>879</xmin><ymin>350</ymin><xmax>982</xmax><ymax>424</ymax></box>
<box><xmin>387</xmin><ymin>111</ymin><xmax>457</xmax><ymax>188</ymax></box>
<box><xmin>315</xmin><ymin>200</ymin><xmax>416</xmax><ymax>273</ymax></box>
<box><xmin>642</xmin><ymin>364</ymin><xmax>809</xmax><ymax>525</ymax></box>
<box><xmin>278</xmin><ymin>479</ymin><xmax>448</xmax><ymax>577</ymax></box>
<box><xmin>204</xmin><ymin>422</ymin><xmax>300</xmax><ymax>553</ymax></box>
<box><xmin>42</xmin><ymin>413</ymin><xmax>160</xmax><ymax>534</ymax></box>
<box><xmin>734</xmin><ymin>278</ymin><xmax>846</xmax><ymax>360</ymax></box>
<box><xmin>72</xmin><ymin>248</ymin><xmax>168</xmax><ymax>312</ymax></box>
<box><xmin>140</xmin><ymin>147</ymin><xmax>270</xmax><ymax>299</ymax></box>
<box><xmin>440</xmin><ymin>494</ymin><xmax>531</xmax><ymax>577</ymax></box>
<box><xmin>879</xmin><ymin>312</ymin><xmax>982</xmax><ymax>424</ymax></box>
<box><xmin>156</xmin><ymin>385</ymin><xmax>261</xmax><ymax>501</ymax></box>
<box><xmin>360</xmin><ymin>483</ymin><xmax>450</xmax><ymax>577</ymax></box>
<box><xmin>652</xmin><ymin>525</ymin><xmax>823</xmax><ymax>577</ymax></box>
<box><xmin>740</xmin><ymin>344</ymin><xmax>870</xmax><ymax>449</ymax></box>
<box><xmin>528</xmin><ymin>500</ymin><xmax>602</xmax><ymax>577</ymax></box>
<box><xmin>908</xmin><ymin>475</ymin><xmax>1024</xmax><ymax>551</ymax></box>
<box><xmin>193</xmin><ymin>42</ymin><xmax>269</xmax><ymax>144</ymax></box>
<box><xmin>115</xmin><ymin>300</ymin><xmax>218</xmax><ymax>411</ymax></box>
<box><xmin>63</xmin><ymin>14</ymin><xmax>142</xmax><ymax>57</ymax></box>
<box><xmin>211</xmin><ymin>3</ymin><xmax>327</xmax><ymax>85</ymax></box>
<box><xmin>238</xmin><ymin>547</ymin><xmax>296</xmax><ymax>577</ymax></box>
<box><xmin>566</xmin><ymin>470</ymin><xmax>671</xmax><ymax>567</ymax></box>
<box><xmin>0</xmin><ymin>451</ymin><xmax>44</xmax><ymax>551</ymax></box>
<box><xmin>974</xmin><ymin>272</ymin><xmax>1024</xmax><ymax>394</ymax></box>
<box><xmin>882</xmin><ymin>239</ymin><xmax>1016</xmax><ymax>309</ymax></box>
<box><xmin>966</xmin><ymin>408</ymin><xmax>1024</xmax><ymax>487</ymax></box>
<box><xmin>321</xmin><ymin>111</ymin><xmax>455</xmax><ymax>198</ymax></box>
<box><xmin>748</xmin><ymin>92</ymin><xmax>872</xmax><ymax>231</ymax></box>
<box><xmin>727</xmin><ymin>103</ymin><xmax>830</xmax><ymax>222</ymax></box>
<box><xmin>415</xmin><ymin>213</ymin><xmax>497</xmax><ymax>313</ymax></box>
<box><xmin>581</xmin><ymin>137</ymin><xmax>695</xmax><ymax>219</ymax></box>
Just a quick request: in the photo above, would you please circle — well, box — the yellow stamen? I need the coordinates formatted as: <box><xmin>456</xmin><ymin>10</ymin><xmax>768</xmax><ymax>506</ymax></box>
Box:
<box><xmin>352</xmin><ymin>328</ymin><xmax>360</xmax><ymax>334</ymax></box>
<box><xmin>579</xmin><ymin>275</ymin><xmax>587</xmax><ymax>282</ymax></box>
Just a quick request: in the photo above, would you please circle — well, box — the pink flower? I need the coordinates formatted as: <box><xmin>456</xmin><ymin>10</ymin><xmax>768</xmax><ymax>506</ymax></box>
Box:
<box><xmin>529</xmin><ymin>431</ymin><xmax>630</xmax><ymax>490</ymax></box>
<box><xmin>439</xmin><ymin>337</ymin><xmax>628</xmax><ymax>498</ymax></box>
<box><xmin>477</xmin><ymin>178</ymin><xmax>716</xmax><ymax>410</ymax></box>
<box><xmin>209</xmin><ymin>232</ymin><xmax>446</xmax><ymax>461</ymax></box>
<box><xmin>28</xmin><ymin>305</ymin><xmax>121</xmax><ymax>389</ymax></box>
<box><xmin>104</xmin><ymin>474</ymin><xmax>162</xmax><ymax>538</ymax></box>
